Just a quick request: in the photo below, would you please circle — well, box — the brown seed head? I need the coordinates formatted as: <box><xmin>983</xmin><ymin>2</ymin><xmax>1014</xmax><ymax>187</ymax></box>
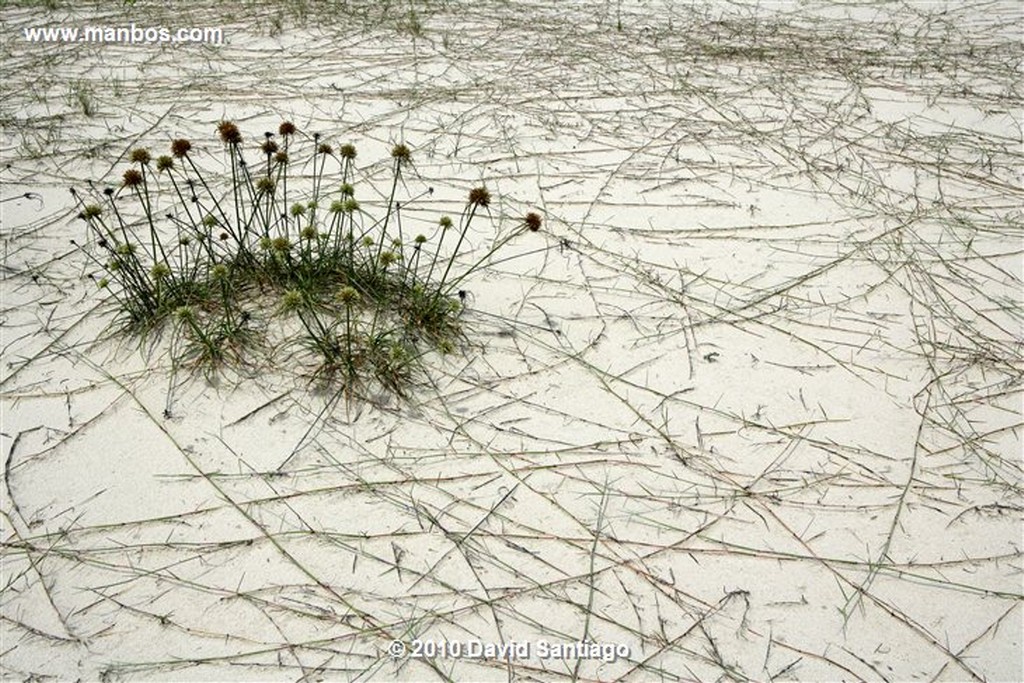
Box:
<box><xmin>261</xmin><ymin>139</ymin><xmax>279</xmax><ymax>155</ymax></box>
<box><xmin>468</xmin><ymin>186</ymin><xmax>490</xmax><ymax>208</ymax></box>
<box><xmin>278</xmin><ymin>121</ymin><xmax>297</xmax><ymax>136</ymax></box>
<box><xmin>317</xmin><ymin>142</ymin><xmax>334</xmax><ymax>155</ymax></box>
<box><xmin>217</xmin><ymin>121</ymin><xmax>242</xmax><ymax>145</ymax></box>
<box><xmin>170</xmin><ymin>138</ymin><xmax>192</xmax><ymax>158</ymax></box>
<box><xmin>390</xmin><ymin>143</ymin><xmax>411</xmax><ymax>163</ymax></box>
<box><xmin>130</xmin><ymin>148</ymin><xmax>151</xmax><ymax>165</ymax></box>
<box><xmin>122</xmin><ymin>169</ymin><xmax>144</xmax><ymax>188</ymax></box>
<box><xmin>524</xmin><ymin>212</ymin><xmax>542</xmax><ymax>232</ymax></box>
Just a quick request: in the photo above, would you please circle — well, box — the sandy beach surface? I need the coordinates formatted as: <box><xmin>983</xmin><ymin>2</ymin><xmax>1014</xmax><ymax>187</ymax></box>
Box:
<box><xmin>2</xmin><ymin>1</ymin><xmax>1021</xmax><ymax>680</ymax></box>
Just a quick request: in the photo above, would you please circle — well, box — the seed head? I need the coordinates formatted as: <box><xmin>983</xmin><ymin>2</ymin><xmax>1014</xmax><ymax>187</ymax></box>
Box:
<box><xmin>290</xmin><ymin>203</ymin><xmax>306</xmax><ymax>217</ymax></box>
<box><xmin>339</xmin><ymin>143</ymin><xmax>357</xmax><ymax>160</ymax></box>
<box><xmin>439</xmin><ymin>215</ymin><xmax>453</xmax><ymax>230</ymax></box>
<box><xmin>156</xmin><ymin>155</ymin><xmax>174</xmax><ymax>172</ymax></box>
<box><xmin>339</xmin><ymin>286</ymin><xmax>360</xmax><ymax>305</ymax></box>
<box><xmin>259</xmin><ymin>236</ymin><xmax>273</xmax><ymax>250</ymax></box>
<box><xmin>150</xmin><ymin>263</ymin><xmax>171</xmax><ymax>280</ymax></box>
<box><xmin>281</xmin><ymin>289</ymin><xmax>303</xmax><ymax>311</ymax></box>
<box><xmin>122</xmin><ymin>169</ymin><xmax>144</xmax><ymax>188</ymax></box>
<box><xmin>343</xmin><ymin>198</ymin><xmax>359</xmax><ymax>213</ymax></box>
<box><xmin>219</xmin><ymin>231</ymin><xmax>230</xmax><ymax>241</ymax></box>
<box><xmin>130</xmin><ymin>148</ymin><xmax>151</xmax><ymax>165</ymax></box>
<box><xmin>361</xmin><ymin>236</ymin><xmax>374</xmax><ymax>248</ymax></box>
<box><xmin>203</xmin><ymin>214</ymin><xmax>219</xmax><ymax>228</ymax></box>
<box><xmin>116</xmin><ymin>243</ymin><xmax>135</xmax><ymax>256</ymax></box>
<box><xmin>217</xmin><ymin>120</ymin><xmax>242</xmax><ymax>145</ymax></box>
<box><xmin>261</xmin><ymin>139</ymin><xmax>279</xmax><ymax>155</ymax></box>
<box><xmin>175</xmin><ymin>305</ymin><xmax>195</xmax><ymax>322</ymax></box>
<box><xmin>278</xmin><ymin>121</ymin><xmax>297</xmax><ymax>137</ymax></box>
<box><xmin>301</xmin><ymin>225</ymin><xmax>318</xmax><ymax>240</ymax></box>
<box><xmin>524</xmin><ymin>212</ymin><xmax>542</xmax><ymax>232</ymax></box>
<box><xmin>380</xmin><ymin>251</ymin><xmax>399</xmax><ymax>267</ymax></box>
<box><xmin>170</xmin><ymin>138</ymin><xmax>192</xmax><ymax>158</ymax></box>
<box><xmin>317</xmin><ymin>142</ymin><xmax>334</xmax><ymax>155</ymax></box>
<box><xmin>256</xmin><ymin>176</ymin><xmax>275</xmax><ymax>194</ymax></box>
<box><xmin>329</xmin><ymin>199</ymin><xmax>345</xmax><ymax>214</ymax></box>
<box><xmin>414</xmin><ymin>234</ymin><xmax>427</xmax><ymax>245</ymax></box>
<box><xmin>468</xmin><ymin>186</ymin><xmax>490</xmax><ymax>208</ymax></box>
<box><xmin>391</xmin><ymin>143</ymin><xmax>412</xmax><ymax>163</ymax></box>
<box><xmin>211</xmin><ymin>263</ymin><xmax>229</xmax><ymax>281</ymax></box>
<box><xmin>82</xmin><ymin>204</ymin><xmax>103</xmax><ymax>219</ymax></box>
<box><xmin>274</xmin><ymin>151</ymin><xmax>289</xmax><ymax>165</ymax></box>
<box><xmin>340</xmin><ymin>182</ymin><xmax>354</xmax><ymax>197</ymax></box>
<box><xmin>97</xmin><ymin>277</ymin><xmax>110</xmax><ymax>289</ymax></box>
<box><xmin>271</xmin><ymin>236</ymin><xmax>291</xmax><ymax>252</ymax></box>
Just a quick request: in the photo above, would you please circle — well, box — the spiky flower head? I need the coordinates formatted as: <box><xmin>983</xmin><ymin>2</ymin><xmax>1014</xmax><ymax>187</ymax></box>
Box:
<box><xmin>339</xmin><ymin>286</ymin><xmax>360</xmax><ymax>305</ymax></box>
<box><xmin>259</xmin><ymin>236</ymin><xmax>273</xmax><ymax>251</ymax></box>
<box><xmin>380</xmin><ymin>250</ymin><xmax>399</xmax><ymax>267</ymax></box>
<box><xmin>524</xmin><ymin>212</ymin><xmax>542</xmax><ymax>232</ymax></box>
<box><xmin>391</xmin><ymin>143</ymin><xmax>412</xmax><ymax>163</ymax></box>
<box><xmin>217</xmin><ymin>120</ymin><xmax>242</xmax><ymax>145</ymax></box>
<box><xmin>150</xmin><ymin>263</ymin><xmax>171</xmax><ymax>280</ymax></box>
<box><xmin>468</xmin><ymin>186</ymin><xmax>490</xmax><ymax>208</ymax></box>
<box><xmin>361</xmin><ymin>236</ymin><xmax>374</xmax><ymax>248</ymax></box>
<box><xmin>175</xmin><ymin>305</ymin><xmax>195</xmax><ymax>322</ymax></box>
<box><xmin>156</xmin><ymin>155</ymin><xmax>174</xmax><ymax>172</ymax></box>
<box><xmin>116</xmin><ymin>243</ymin><xmax>135</xmax><ymax>256</ymax></box>
<box><xmin>301</xmin><ymin>225</ymin><xmax>318</xmax><ymax>241</ymax></box>
<box><xmin>414</xmin><ymin>234</ymin><xmax>427</xmax><ymax>245</ymax></box>
<box><xmin>97</xmin><ymin>277</ymin><xmax>110</xmax><ymax>289</ymax></box>
<box><xmin>256</xmin><ymin>176</ymin><xmax>275</xmax><ymax>194</ymax></box>
<box><xmin>170</xmin><ymin>138</ymin><xmax>192</xmax><ymax>158</ymax></box>
<box><xmin>343</xmin><ymin>198</ymin><xmax>359</xmax><ymax>213</ymax></box>
<box><xmin>290</xmin><ymin>203</ymin><xmax>306</xmax><ymax>217</ymax></box>
<box><xmin>271</xmin><ymin>236</ymin><xmax>291</xmax><ymax>252</ymax></box>
<box><xmin>340</xmin><ymin>182</ymin><xmax>354</xmax><ymax>197</ymax></box>
<box><xmin>315</xmin><ymin>142</ymin><xmax>332</xmax><ymax>156</ymax></box>
<box><xmin>339</xmin><ymin>143</ymin><xmax>357</xmax><ymax>160</ymax></box>
<box><xmin>82</xmin><ymin>204</ymin><xmax>103</xmax><ymax>219</ymax></box>
<box><xmin>122</xmin><ymin>169</ymin><xmax>144</xmax><ymax>188</ymax></box>
<box><xmin>330</xmin><ymin>199</ymin><xmax>345</xmax><ymax>214</ymax></box>
<box><xmin>130</xmin><ymin>148</ymin><xmax>151</xmax><ymax>165</ymax></box>
<box><xmin>281</xmin><ymin>289</ymin><xmax>303</xmax><ymax>311</ymax></box>
<box><xmin>261</xmin><ymin>139</ymin><xmax>279</xmax><ymax>155</ymax></box>
<box><xmin>439</xmin><ymin>215</ymin><xmax>453</xmax><ymax>230</ymax></box>
<box><xmin>211</xmin><ymin>263</ymin><xmax>229</xmax><ymax>281</ymax></box>
<box><xmin>274</xmin><ymin>151</ymin><xmax>288</xmax><ymax>165</ymax></box>
<box><xmin>202</xmin><ymin>214</ymin><xmax>219</xmax><ymax>228</ymax></box>
<box><xmin>278</xmin><ymin>121</ymin><xmax>297</xmax><ymax>137</ymax></box>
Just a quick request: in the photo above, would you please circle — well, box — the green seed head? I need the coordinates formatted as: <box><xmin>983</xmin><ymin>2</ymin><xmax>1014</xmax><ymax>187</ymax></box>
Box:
<box><xmin>150</xmin><ymin>263</ymin><xmax>171</xmax><ymax>280</ymax></box>
<box><xmin>439</xmin><ymin>215</ymin><xmax>453</xmax><ymax>230</ymax></box>
<box><xmin>361</xmin><ymin>236</ymin><xmax>374</xmax><ymax>248</ymax></box>
<box><xmin>281</xmin><ymin>289</ymin><xmax>303</xmax><ymax>311</ymax></box>
<box><xmin>130</xmin><ymin>148</ymin><xmax>151</xmax><ymax>165</ymax></box>
<box><xmin>272</xmin><ymin>236</ymin><xmax>291</xmax><ymax>252</ymax></box>
<box><xmin>203</xmin><ymin>214</ymin><xmax>218</xmax><ymax>228</ymax></box>
<box><xmin>340</xmin><ymin>182</ymin><xmax>354</xmax><ymax>197</ymax></box>
<box><xmin>343</xmin><ymin>198</ymin><xmax>359</xmax><ymax>213</ymax></box>
<box><xmin>380</xmin><ymin>251</ymin><xmax>398</xmax><ymax>267</ymax></box>
<box><xmin>116</xmin><ymin>243</ymin><xmax>135</xmax><ymax>256</ymax></box>
<box><xmin>211</xmin><ymin>263</ymin><xmax>229</xmax><ymax>280</ymax></box>
<box><xmin>156</xmin><ymin>155</ymin><xmax>174</xmax><ymax>172</ymax></box>
<box><xmin>391</xmin><ymin>143</ymin><xmax>412</xmax><ymax>163</ymax></box>
<box><xmin>414</xmin><ymin>234</ymin><xmax>427</xmax><ymax>245</ymax></box>
<box><xmin>300</xmin><ymin>225</ymin><xmax>318</xmax><ymax>241</ymax></box>
<box><xmin>290</xmin><ymin>203</ymin><xmax>306</xmax><ymax>217</ymax></box>
<box><xmin>256</xmin><ymin>176</ymin><xmax>275</xmax><ymax>194</ymax></box>
<box><xmin>339</xmin><ymin>143</ymin><xmax>357</xmax><ymax>160</ymax></box>
<box><xmin>339</xmin><ymin>286</ymin><xmax>360</xmax><ymax>304</ymax></box>
<box><xmin>82</xmin><ymin>204</ymin><xmax>103</xmax><ymax>219</ymax></box>
<box><xmin>97</xmin><ymin>277</ymin><xmax>110</xmax><ymax>288</ymax></box>
<box><xmin>175</xmin><ymin>305</ymin><xmax>195</xmax><ymax>321</ymax></box>
<box><xmin>329</xmin><ymin>199</ymin><xmax>345</xmax><ymax>214</ymax></box>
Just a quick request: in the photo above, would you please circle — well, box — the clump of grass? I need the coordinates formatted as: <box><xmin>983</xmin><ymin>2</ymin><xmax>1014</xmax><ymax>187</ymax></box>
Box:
<box><xmin>72</xmin><ymin>121</ymin><xmax>543</xmax><ymax>400</ymax></box>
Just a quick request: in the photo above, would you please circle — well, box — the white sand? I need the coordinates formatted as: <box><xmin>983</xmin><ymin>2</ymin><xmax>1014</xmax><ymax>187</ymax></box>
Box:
<box><xmin>2</xmin><ymin>1</ymin><xmax>1021</xmax><ymax>681</ymax></box>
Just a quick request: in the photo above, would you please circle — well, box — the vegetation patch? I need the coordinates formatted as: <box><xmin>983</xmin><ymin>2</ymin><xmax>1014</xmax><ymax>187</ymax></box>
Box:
<box><xmin>72</xmin><ymin>121</ymin><xmax>542</xmax><ymax>399</ymax></box>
